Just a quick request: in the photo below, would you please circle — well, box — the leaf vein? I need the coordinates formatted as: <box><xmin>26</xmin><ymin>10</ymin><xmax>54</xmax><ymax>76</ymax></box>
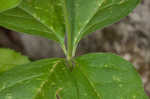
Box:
<box><xmin>0</xmin><ymin>74</ymin><xmax>45</xmax><ymax>93</ymax></box>
<box><xmin>79</xmin><ymin>68</ymin><xmax>102</xmax><ymax>99</ymax></box>
<box><xmin>33</xmin><ymin>61</ymin><xmax>60</xmax><ymax>98</ymax></box>
<box><xmin>17</xmin><ymin>6</ymin><xmax>61</xmax><ymax>42</ymax></box>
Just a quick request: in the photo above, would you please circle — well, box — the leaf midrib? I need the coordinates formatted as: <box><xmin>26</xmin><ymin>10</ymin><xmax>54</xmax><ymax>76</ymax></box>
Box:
<box><xmin>73</xmin><ymin>0</ymin><xmax>106</xmax><ymax>46</ymax></box>
<box><xmin>81</xmin><ymin>0</ymin><xmax>138</xmax><ymax>38</ymax></box>
<box><xmin>0</xmin><ymin>20</ymin><xmax>52</xmax><ymax>34</ymax></box>
<box><xmin>78</xmin><ymin>67</ymin><xmax>102</xmax><ymax>99</ymax></box>
<box><xmin>33</xmin><ymin>61</ymin><xmax>60</xmax><ymax>99</ymax></box>
<box><xmin>0</xmin><ymin>74</ymin><xmax>46</xmax><ymax>93</ymax></box>
<box><xmin>82</xmin><ymin>4</ymin><xmax>130</xmax><ymax>35</ymax></box>
<box><xmin>17</xmin><ymin>6</ymin><xmax>62</xmax><ymax>43</ymax></box>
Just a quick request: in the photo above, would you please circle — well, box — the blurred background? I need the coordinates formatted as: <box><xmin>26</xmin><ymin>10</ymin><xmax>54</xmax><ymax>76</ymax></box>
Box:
<box><xmin>0</xmin><ymin>0</ymin><xmax>150</xmax><ymax>97</ymax></box>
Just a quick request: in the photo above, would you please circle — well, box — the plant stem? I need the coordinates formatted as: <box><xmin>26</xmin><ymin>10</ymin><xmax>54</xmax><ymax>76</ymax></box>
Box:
<box><xmin>72</xmin><ymin>44</ymin><xmax>77</xmax><ymax>58</ymax></box>
<box><xmin>60</xmin><ymin>43</ymin><xmax>67</xmax><ymax>57</ymax></box>
<box><xmin>67</xmin><ymin>31</ymin><xmax>73</xmax><ymax>61</ymax></box>
<box><xmin>63</xmin><ymin>0</ymin><xmax>73</xmax><ymax>61</ymax></box>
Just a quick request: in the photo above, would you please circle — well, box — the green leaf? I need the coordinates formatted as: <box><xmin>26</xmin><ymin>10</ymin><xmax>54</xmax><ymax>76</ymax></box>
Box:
<box><xmin>0</xmin><ymin>48</ymin><xmax>30</xmax><ymax>73</ymax></box>
<box><xmin>0</xmin><ymin>0</ymin><xmax>139</xmax><ymax>56</ymax></box>
<box><xmin>0</xmin><ymin>0</ymin><xmax>21</xmax><ymax>12</ymax></box>
<box><xmin>71</xmin><ymin>0</ymin><xmax>140</xmax><ymax>47</ymax></box>
<box><xmin>0</xmin><ymin>7</ymin><xmax>61</xmax><ymax>43</ymax></box>
<box><xmin>0</xmin><ymin>0</ymin><xmax>66</xmax><ymax>46</ymax></box>
<box><xmin>0</xmin><ymin>53</ymin><xmax>148</xmax><ymax>99</ymax></box>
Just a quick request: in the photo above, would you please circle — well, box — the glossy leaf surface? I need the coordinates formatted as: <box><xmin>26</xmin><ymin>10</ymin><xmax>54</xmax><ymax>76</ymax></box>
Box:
<box><xmin>0</xmin><ymin>0</ymin><xmax>139</xmax><ymax>53</ymax></box>
<box><xmin>0</xmin><ymin>0</ymin><xmax>21</xmax><ymax>12</ymax></box>
<box><xmin>0</xmin><ymin>53</ymin><xmax>148</xmax><ymax>99</ymax></box>
<box><xmin>0</xmin><ymin>48</ymin><xmax>30</xmax><ymax>73</ymax></box>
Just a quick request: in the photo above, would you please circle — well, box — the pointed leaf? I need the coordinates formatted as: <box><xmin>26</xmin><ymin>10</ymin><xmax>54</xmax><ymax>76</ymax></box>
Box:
<box><xmin>63</xmin><ymin>0</ymin><xmax>140</xmax><ymax>50</ymax></box>
<box><xmin>0</xmin><ymin>0</ymin><xmax>21</xmax><ymax>12</ymax></box>
<box><xmin>0</xmin><ymin>8</ymin><xmax>60</xmax><ymax>42</ymax></box>
<box><xmin>0</xmin><ymin>0</ymin><xmax>66</xmax><ymax>46</ymax></box>
<box><xmin>0</xmin><ymin>0</ymin><xmax>139</xmax><ymax>52</ymax></box>
<box><xmin>0</xmin><ymin>53</ymin><xmax>148</xmax><ymax>99</ymax></box>
<box><xmin>0</xmin><ymin>48</ymin><xmax>30</xmax><ymax>73</ymax></box>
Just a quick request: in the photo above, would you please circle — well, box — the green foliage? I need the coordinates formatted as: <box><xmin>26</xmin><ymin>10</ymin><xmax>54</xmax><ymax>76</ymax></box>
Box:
<box><xmin>0</xmin><ymin>0</ymin><xmax>139</xmax><ymax>58</ymax></box>
<box><xmin>0</xmin><ymin>0</ymin><xmax>148</xmax><ymax>98</ymax></box>
<box><xmin>0</xmin><ymin>0</ymin><xmax>21</xmax><ymax>12</ymax></box>
<box><xmin>0</xmin><ymin>48</ymin><xmax>30</xmax><ymax>73</ymax></box>
<box><xmin>0</xmin><ymin>53</ymin><xmax>148</xmax><ymax>99</ymax></box>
